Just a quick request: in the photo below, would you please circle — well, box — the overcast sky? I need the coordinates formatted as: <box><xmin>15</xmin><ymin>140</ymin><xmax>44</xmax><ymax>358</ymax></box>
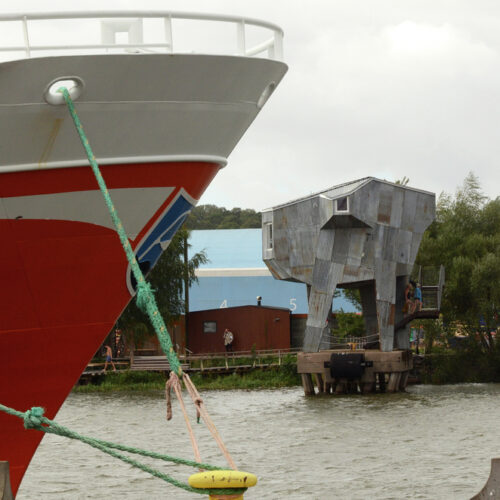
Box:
<box><xmin>8</xmin><ymin>0</ymin><xmax>500</xmax><ymax>210</ymax></box>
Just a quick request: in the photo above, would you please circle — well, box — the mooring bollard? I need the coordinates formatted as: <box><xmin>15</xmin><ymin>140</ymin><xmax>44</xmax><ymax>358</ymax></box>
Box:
<box><xmin>188</xmin><ymin>470</ymin><xmax>257</xmax><ymax>499</ymax></box>
<box><xmin>0</xmin><ymin>462</ymin><xmax>13</xmax><ymax>500</ymax></box>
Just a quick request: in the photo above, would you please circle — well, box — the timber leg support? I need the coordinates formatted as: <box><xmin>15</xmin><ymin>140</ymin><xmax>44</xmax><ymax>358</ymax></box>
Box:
<box><xmin>362</xmin><ymin>382</ymin><xmax>376</xmax><ymax>394</ymax></box>
<box><xmin>378</xmin><ymin>373</ymin><xmax>386</xmax><ymax>393</ymax></box>
<box><xmin>399</xmin><ymin>371</ymin><xmax>409</xmax><ymax>391</ymax></box>
<box><xmin>301</xmin><ymin>373</ymin><xmax>315</xmax><ymax>396</ymax></box>
<box><xmin>314</xmin><ymin>373</ymin><xmax>325</xmax><ymax>394</ymax></box>
<box><xmin>387</xmin><ymin>372</ymin><xmax>401</xmax><ymax>393</ymax></box>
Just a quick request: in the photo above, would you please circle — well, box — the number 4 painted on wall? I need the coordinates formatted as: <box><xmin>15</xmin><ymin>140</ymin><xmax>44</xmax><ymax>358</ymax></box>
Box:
<box><xmin>220</xmin><ymin>299</ymin><xmax>228</xmax><ymax>308</ymax></box>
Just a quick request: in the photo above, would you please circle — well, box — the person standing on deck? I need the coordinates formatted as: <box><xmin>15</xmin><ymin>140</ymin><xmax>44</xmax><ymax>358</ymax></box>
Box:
<box><xmin>404</xmin><ymin>282</ymin><xmax>413</xmax><ymax>315</ymax></box>
<box><xmin>103</xmin><ymin>345</ymin><xmax>116</xmax><ymax>372</ymax></box>
<box><xmin>223</xmin><ymin>329</ymin><xmax>234</xmax><ymax>352</ymax></box>
<box><xmin>413</xmin><ymin>283</ymin><xmax>423</xmax><ymax>313</ymax></box>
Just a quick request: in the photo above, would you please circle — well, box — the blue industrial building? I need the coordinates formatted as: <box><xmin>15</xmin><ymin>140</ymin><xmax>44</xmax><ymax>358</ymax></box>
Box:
<box><xmin>188</xmin><ymin>228</ymin><xmax>357</xmax><ymax>313</ymax></box>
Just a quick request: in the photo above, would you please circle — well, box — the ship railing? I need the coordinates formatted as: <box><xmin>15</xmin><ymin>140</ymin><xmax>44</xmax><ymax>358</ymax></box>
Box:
<box><xmin>0</xmin><ymin>11</ymin><xmax>284</xmax><ymax>62</ymax></box>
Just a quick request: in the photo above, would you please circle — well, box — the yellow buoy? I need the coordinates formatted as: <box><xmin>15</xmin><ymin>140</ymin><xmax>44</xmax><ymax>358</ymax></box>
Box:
<box><xmin>188</xmin><ymin>470</ymin><xmax>257</xmax><ymax>500</ymax></box>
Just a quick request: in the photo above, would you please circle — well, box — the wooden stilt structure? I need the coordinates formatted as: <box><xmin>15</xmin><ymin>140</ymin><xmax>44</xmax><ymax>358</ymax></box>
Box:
<box><xmin>297</xmin><ymin>349</ymin><xmax>413</xmax><ymax>396</ymax></box>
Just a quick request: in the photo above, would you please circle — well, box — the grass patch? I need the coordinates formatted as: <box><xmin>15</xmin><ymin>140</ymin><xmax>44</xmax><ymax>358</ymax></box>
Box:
<box><xmin>74</xmin><ymin>371</ymin><xmax>166</xmax><ymax>393</ymax></box>
<box><xmin>189</xmin><ymin>366</ymin><xmax>301</xmax><ymax>391</ymax></box>
<box><xmin>74</xmin><ymin>357</ymin><xmax>301</xmax><ymax>393</ymax></box>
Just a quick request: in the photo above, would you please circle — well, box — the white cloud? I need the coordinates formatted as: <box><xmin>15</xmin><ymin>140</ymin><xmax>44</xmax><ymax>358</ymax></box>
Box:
<box><xmin>4</xmin><ymin>0</ymin><xmax>500</xmax><ymax>209</ymax></box>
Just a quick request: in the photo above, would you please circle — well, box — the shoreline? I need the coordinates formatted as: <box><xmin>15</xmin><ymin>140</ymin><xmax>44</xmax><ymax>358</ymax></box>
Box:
<box><xmin>74</xmin><ymin>365</ymin><xmax>302</xmax><ymax>393</ymax></box>
<box><xmin>73</xmin><ymin>349</ymin><xmax>500</xmax><ymax>393</ymax></box>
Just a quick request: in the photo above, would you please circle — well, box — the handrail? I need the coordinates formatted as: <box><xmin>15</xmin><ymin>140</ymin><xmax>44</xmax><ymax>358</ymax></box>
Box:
<box><xmin>437</xmin><ymin>264</ymin><xmax>445</xmax><ymax>310</ymax></box>
<box><xmin>177</xmin><ymin>347</ymin><xmax>301</xmax><ymax>361</ymax></box>
<box><xmin>0</xmin><ymin>11</ymin><xmax>284</xmax><ymax>62</ymax></box>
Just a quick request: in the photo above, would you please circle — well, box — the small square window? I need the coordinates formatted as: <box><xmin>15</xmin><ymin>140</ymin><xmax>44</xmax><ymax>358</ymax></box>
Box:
<box><xmin>203</xmin><ymin>321</ymin><xmax>217</xmax><ymax>333</ymax></box>
<box><xmin>336</xmin><ymin>196</ymin><xmax>348</xmax><ymax>212</ymax></box>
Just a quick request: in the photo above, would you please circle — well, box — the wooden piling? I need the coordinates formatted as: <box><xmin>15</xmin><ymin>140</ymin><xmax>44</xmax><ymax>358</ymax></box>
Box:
<box><xmin>301</xmin><ymin>373</ymin><xmax>315</xmax><ymax>396</ymax></box>
<box><xmin>387</xmin><ymin>372</ymin><xmax>401</xmax><ymax>392</ymax></box>
<box><xmin>314</xmin><ymin>373</ymin><xmax>325</xmax><ymax>394</ymax></box>
<box><xmin>362</xmin><ymin>382</ymin><xmax>375</xmax><ymax>394</ymax></box>
<box><xmin>0</xmin><ymin>462</ymin><xmax>13</xmax><ymax>500</ymax></box>
<box><xmin>399</xmin><ymin>371</ymin><xmax>409</xmax><ymax>391</ymax></box>
<box><xmin>377</xmin><ymin>372</ymin><xmax>386</xmax><ymax>393</ymax></box>
<box><xmin>297</xmin><ymin>349</ymin><xmax>413</xmax><ymax>396</ymax></box>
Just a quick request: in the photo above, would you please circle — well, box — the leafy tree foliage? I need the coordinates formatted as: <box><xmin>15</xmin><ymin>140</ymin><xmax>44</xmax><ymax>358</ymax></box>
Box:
<box><xmin>341</xmin><ymin>288</ymin><xmax>362</xmax><ymax>310</ymax></box>
<box><xmin>115</xmin><ymin>228</ymin><xmax>207</xmax><ymax>348</ymax></box>
<box><xmin>331</xmin><ymin>312</ymin><xmax>365</xmax><ymax>337</ymax></box>
<box><xmin>186</xmin><ymin>204</ymin><xmax>261</xmax><ymax>229</ymax></box>
<box><xmin>416</xmin><ymin>173</ymin><xmax>500</xmax><ymax>346</ymax></box>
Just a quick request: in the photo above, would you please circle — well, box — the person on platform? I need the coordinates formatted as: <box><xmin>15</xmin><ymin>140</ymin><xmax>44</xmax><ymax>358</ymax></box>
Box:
<box><xmin>103</xmin><ymin>345</ymin><xmax>116</xmax><ymax>372</ymax></box>
<box><xmin>404</xmin><ymin>281</ymin><xmax>413</xmax><ymax>315</ymax></box>
<box><xmin>413</xmin><ymin>283</ymin><xmax>423</xmax><ymax>313</ymax></box>
<box><xmin>223</xmin><ymin>328</ymin><xmax>234</xmax><ymax>352</ymax></box>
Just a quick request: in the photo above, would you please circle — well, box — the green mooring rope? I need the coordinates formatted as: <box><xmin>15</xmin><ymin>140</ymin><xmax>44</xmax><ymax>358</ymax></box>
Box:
<box><xmin>0</xmin><ymin>404</ymin><xmax>246</xmax><ymax>496</ymax></box>
<box><xmin>0</xmin><ymin>87</ymin><xmax>247</xmax><ymax>496</ymax></box>
<box><xmin>58</xmin><ymin>86</ymin><xmax>182</xmax><ymax>377</ymax></box>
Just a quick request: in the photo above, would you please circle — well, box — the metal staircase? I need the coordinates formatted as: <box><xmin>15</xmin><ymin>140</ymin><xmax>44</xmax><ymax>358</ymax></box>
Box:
<box><xmin>395</xmin><ymin>265</ymin><xmax>445</xmax><ymax>331</ymax></box>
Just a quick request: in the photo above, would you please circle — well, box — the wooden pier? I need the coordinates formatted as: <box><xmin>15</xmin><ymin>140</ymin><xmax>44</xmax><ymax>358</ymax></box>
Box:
<box><xmin>297</xmin><ymin>349</ymin><xmax>413</xmax><ymax>395</ymax></box>
<box><xmin>77</xmin><ymin>348</ymin><xmax>300</xmax><ymax>384</ymax></box>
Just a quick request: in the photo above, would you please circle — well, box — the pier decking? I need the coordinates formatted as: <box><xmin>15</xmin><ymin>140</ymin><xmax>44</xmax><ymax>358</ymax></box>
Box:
<box><xmin>78</xmin><ymin>348</ymin><xmax>299</xmax><ymax>384</ymax></box>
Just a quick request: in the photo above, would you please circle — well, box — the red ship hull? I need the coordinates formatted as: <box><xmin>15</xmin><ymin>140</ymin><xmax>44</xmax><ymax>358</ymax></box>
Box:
<box><xmin>0</xmin><ymin>161</ymin><xmax>219</xmax><ymax>495</ymax></box>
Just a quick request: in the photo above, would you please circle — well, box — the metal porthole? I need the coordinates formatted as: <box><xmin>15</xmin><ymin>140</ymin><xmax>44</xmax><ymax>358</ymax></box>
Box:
<box><xmin>257</xmin><ymin>81</ymin><xmax>276</xmax><ymax>109</ymax></box>
<box><xmin>44</xmin><ymin>76</ymin><xmax>85</xmax><ymax>105</ymax></box>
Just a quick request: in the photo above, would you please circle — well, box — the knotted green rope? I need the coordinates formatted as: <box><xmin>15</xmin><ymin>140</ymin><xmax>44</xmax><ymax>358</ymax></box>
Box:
<box><xmin>0</xmin><ymin>404</ymin><xmax>246</xmax><ymax>496</ymax></box>
<box><xmin>0</xmin><ymin>88</ymin><xmax>247</xmax><ymax>497</ymax></box>
<box><xmin>58</xmin><ymin>87</ymin><xmax>182</xmax><ymax>377</ymax></box>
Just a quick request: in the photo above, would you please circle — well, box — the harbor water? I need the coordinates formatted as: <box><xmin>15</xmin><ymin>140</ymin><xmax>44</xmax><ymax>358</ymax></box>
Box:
<box><xmin>17</xmin><ymin>384</ymin><xmax>500</xmax><ymax>499</ymax></box>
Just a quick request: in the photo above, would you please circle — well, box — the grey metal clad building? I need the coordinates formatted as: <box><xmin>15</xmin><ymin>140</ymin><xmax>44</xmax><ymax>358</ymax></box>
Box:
<box><xmin>262</xmin><ymin>177</ymin><xmax>435</xmax><ymax>352</ymax></box>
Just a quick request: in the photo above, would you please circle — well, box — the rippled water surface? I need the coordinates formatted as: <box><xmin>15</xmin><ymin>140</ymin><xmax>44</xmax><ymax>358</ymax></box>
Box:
<box><xmin>17</xmin><ymin>384</ymin><xmax>500</xmax><ymax>499</ymax></box>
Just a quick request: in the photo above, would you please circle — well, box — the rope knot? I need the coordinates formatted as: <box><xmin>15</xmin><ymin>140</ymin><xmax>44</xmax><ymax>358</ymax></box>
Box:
<box><xmin>24</xmin><ymin>407</ymin><xmax>46</xmax><ymax>429</ymax></box>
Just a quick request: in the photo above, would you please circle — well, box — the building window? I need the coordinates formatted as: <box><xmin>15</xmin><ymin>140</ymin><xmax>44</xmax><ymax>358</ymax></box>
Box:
<box><xmin>336</xmin><ymin>196</ymin><xmax>349</xmax><ymax>212</ymax></box>
<box><xmin>266</xmin><ymin>222</ymin><xmax>273</xmax><ymax>249</ymax></box>
<box><xmin>203</xmin><ymin>321</ymin><xmax>217</xmax><ymax>333</ymax></box>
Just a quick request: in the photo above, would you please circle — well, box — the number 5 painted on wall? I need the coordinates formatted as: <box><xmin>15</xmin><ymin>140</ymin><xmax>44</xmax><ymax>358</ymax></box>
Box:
<box><xmin>289</xmin><ymin>298</ymin><xmax>297</xmax><ymax>311</ymax></box>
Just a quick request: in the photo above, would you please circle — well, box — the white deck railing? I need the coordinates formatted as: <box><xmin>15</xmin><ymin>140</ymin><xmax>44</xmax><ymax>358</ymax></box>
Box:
<box><xmin>0</xmin><ymin>11</ymin><xmax>284</xmax><ymax>62</ymax></box>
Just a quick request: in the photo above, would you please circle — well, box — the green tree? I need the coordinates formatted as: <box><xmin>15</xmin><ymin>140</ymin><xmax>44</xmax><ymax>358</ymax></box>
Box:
<box><xmin>115</xmin><ymin>228</ymin><xmax>207</xmax><ymax>348</ymax></box>
<box><xmin>186</xmin><ymin>204</ymin><xmax>261</xmax><ymax>229</ymax></box>
<box><xmin>331</xmin><ymin>311</ymin><xmax>365</xmax><ymax>338</ymax></box>
<box><xmin>416</xmin><ymin>173</ymin><xmax>500</xmax><ymax>348</ymax></box>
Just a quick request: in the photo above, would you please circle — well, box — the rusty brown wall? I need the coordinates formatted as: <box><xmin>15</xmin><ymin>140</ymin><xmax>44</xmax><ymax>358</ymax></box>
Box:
<box><xmin>187</xmin><ymin>306</ymin><xmax>290</xmax><ymax>353</ymax></box>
